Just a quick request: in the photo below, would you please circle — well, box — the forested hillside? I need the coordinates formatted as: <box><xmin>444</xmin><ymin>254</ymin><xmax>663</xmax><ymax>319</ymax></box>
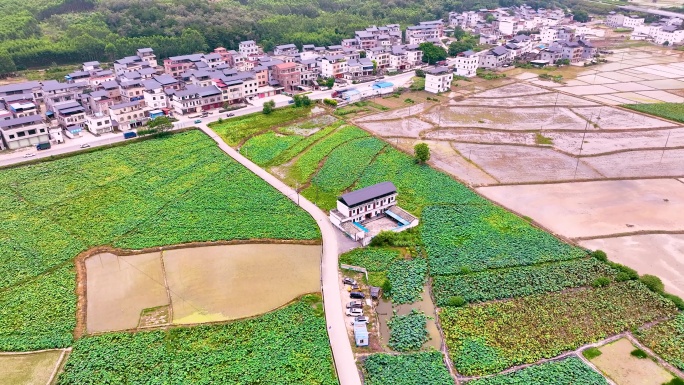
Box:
<box><xmin>0</xmin><ymin>0</ymin><xmax>602</xmax><ymax>72</ymax></box>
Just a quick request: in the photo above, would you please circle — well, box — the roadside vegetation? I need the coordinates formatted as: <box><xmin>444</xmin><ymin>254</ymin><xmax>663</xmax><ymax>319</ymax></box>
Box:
<box><xmin>466</xmin><ymin>357</ymin><xmax>608</xmax><ymax>385</ymax></box>
<box><xmin>363</xmin><ymin>351</ymin><xmax>453</xmax><ymax>385</ymax></box>
<box><xmin>622</xmin><ymin>103</ymin><xmax>684</xmax><ymax>124</ymax></box>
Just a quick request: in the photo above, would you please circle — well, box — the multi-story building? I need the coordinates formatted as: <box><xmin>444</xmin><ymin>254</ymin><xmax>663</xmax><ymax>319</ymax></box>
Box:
<box><xmin>136</xmin><ymin>48</ymin><xmax>158</xmax><ymax>68</ymax></box>
<box><xmin>43</xmin><ymin>81</ymin><xmax>87</xmax><ymax>113</ymax></box>
<box><xmin>53</xmin><ymin>100</ymin><xmax>86</xmax><ymax>130</ymax></box>
<box><xmin>405</xmin><ymin>20</ymin><xmax>444</xmax><ymax>45</ymax></box>
<box><xmin>272</xmin><ymin>62</ymin><xmax>302</xmax><ymax>92</ymax></box>
<box><xmin>168</xmin><ymin>85</ymin><xmax>223</xmax><ymax>115</ymax></box>
<box><xmin>84</xmin><ymin>90</ymin><xmax>116</xmax><ymax>114</ymax></box>
<box><xmin>0</xmin><ymin>115</ymin><xmax>49</xmax><ymax>149</ymax></box>
<box><xmin>113</xmin><ymin>55</ymin><xmax>149</xmax><ymax>77</ymax></box>
<box><xmin>84</xmin><ymin>113</ymin><xmax>113</xmax><ymax>135</ymax></box>
<box><xmin>453</xmin><ymin>50</ymin><xmax>479</xmax><ymax>77</ymax></box>
<box><xmin>654</xmin><ymin>25</ymin><xmax>684</xmax><ymax>44</ymax></box>
<box><xmin>108</xmin><ymin>101</ymin><xmax>149</xmax><ymax>131</ymax></box>
<box><xmin>273</xmin><ymin>44</ymin><xmax>299</xmax><ymax>56</ymax></box>
<box><xmin>479</xmin><ymin>46</ymin><xmax>512</xmax><ymax>69</ymax></box>
<box><xmin>607</xmin><ymin>12</ymin><xmax>644</xmax><ymax>29</ymax></box>
<box><xmin>345</xmin><ymin>58</ymin><xmax>375</xmax><ymax>80</ymax></box>
<box><xmin>119</xmin><ymin>79</ymin><xmax>146</xmax><ymax>104</ymax></box>
<box><xmin>560</xmin><ymin>41</ymin><xmax>584</xmax><ymax>62</ymax></box>
<box><xmin>367</xmin><ymin>47</ymin><xmax>390</xmax><ymax>69</ymax></box>
<box><xmin>164</xmin><ymin>54</ymin><xmax>204</xmax><ymax>77</ymax></box>
<box><xmin>355</xmin><ymin>31</ymin><xmax>378</xmax><ymax>51</ymax></box>
<box><xmin>425</xmin><ymin>66</ymin><xmax>453</xmax><ymax>94</ymax></box>
<box><xmin>142</xmin><ymin>80</ymin><xmax>168</xmax><ymax>110</ymax></box>
<box><xmin>8</xmin><ymin>100</ymin><xmax>38</xmax><ymax>118</ymax></box>
<box><xmin>239</xmin><ymin>40</ymin><xmax>260</xmax><ymax>56</ymax></box>
<box><xmin>320</xmin><ymin>55</ymin><xmax>348</xmax><ymax>78</ymax></box>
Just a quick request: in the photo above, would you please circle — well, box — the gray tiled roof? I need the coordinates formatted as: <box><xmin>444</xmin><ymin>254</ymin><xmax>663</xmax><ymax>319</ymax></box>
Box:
<box><xmin>339</xmin><ymin>181</ymin><xmax>397</xmax><ymax>207</ymax></box>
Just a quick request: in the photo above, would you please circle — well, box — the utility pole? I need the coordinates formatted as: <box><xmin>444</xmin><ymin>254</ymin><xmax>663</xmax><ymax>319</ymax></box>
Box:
<box><xmin>660</xmin><ymin>130</ymin><xmax>672</xmax><ymax>164</ymax></box>
<box><xmin>574</xmin><ymin>113</ymin><xmax>592</xmax><ymax>179</ymax></box>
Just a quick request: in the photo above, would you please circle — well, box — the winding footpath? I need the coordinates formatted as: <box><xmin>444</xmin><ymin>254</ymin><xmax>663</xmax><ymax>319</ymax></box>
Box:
<box><xmin>198</xmin><ymin>125</ymin><xmax>362</xmax><ymax>385</ymax></box>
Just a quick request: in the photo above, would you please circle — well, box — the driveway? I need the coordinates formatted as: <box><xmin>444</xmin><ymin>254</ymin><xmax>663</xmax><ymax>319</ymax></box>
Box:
<box><xmin>198</xmin><ymin>124</ymin><xmax>362</xmax><ymax>385</ymax></box>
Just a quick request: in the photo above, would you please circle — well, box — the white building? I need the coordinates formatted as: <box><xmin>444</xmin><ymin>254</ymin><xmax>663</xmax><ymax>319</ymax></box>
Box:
<box><xmin>654</xmin><ymin>25</ymin><xmax>684</xmax><ymax>45</ymax></box>
<box><xmin>425</xmin><ymin>66</ymin><xmax>453</xmax><ymax>93</ymax></box>
<box><xmin>84</xmin><ymin>113</ymin><xmax>113</xmax><ymax>135</ymax></box>
<box><xmin>606</xmin><ymin>12</ymin><xmax>644</xmax><ymax>29</ymax></box>
<box><xmin>453</xmin><ymin>51</ymin><xmax>479</xmax><ymax>77</ymax></box>
<box><xmin>320</xmin><ymin>55</ymin><xmax>349</xmax><ymax>78</ymax></box>
<box><xmin>0</xmin><ymin>115</ymin><xmax>49</xmax><ymax>149</ymax></box>
<box><xmin>479</xmin><ymin>46</ymin><xmax>512</xmax><ymax>69</ymax></box>
<box><xmin>108</xmin><ymin>101</ymin><xmax>149</xmax><ymax>131</ymax></box>
<box><xmin>239</xmin><ymin>40</ymin><xmax>260</xmax><ymax>56</ymax></box>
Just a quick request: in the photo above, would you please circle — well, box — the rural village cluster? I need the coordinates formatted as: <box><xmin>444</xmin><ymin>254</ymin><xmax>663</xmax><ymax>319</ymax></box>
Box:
<box><xmin>2</xmin><ymin>1</ymin><xmax>684</xmax><ymax>385</ymax></box>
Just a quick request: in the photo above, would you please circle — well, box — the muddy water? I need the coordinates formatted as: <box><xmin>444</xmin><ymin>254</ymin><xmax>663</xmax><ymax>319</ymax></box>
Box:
<box><xmin>376</xmin><ymin>283</ymin><xmax>442</xmax><ymax>351</ymax></box>
<box><xmin>163</xmin><ymin>244</ymin><xmax>321</xmax><ymax>324</ymax></box>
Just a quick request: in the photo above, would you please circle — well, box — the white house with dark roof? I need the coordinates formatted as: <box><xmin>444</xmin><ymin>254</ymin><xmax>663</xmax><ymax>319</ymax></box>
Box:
<box><xmin>425</xmin><ymin>66</ymin><xmax>453</xmax><ymax>93</ymax></box>
<box><xmin>0</xmin><ymin>115</ymin><xmax>49</xmax><ymax>149</ymax></box>
<box><xmin>329</xmin><ymin>182</ymin><xmax>419</xmax><ymax>244</ymax></box>
<box><xmin>454</xmin><ymin>50</ymin><xmax>479</xmax><ymax>77</ymax></box>
<box><xmin>479</xmin><ymin>46</ymin><xmax>512</xmax><ymax>69</ymax></box>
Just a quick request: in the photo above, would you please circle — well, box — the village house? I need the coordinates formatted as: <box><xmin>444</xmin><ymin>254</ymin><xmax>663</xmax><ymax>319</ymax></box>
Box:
<box><xmin>84</xmin><ymin>113</ymin><xmax>113</xmax><ymax>135</ymax></box>
<box><xmin>239</xmin><ymin>40</ymin><xmax>260</xmax><ymax>56</ymax></box>
<box><xmin>320</xmin><ymin>55</ymin><xmax>348</xmax><ymax>78</ymax></box>
<box><xmin>108</xmin><ymin>100</ymin><xmax>149</xmax><ymax>131</ymax></box>
<box><xmin>453</xmin><ymin>50</ymin><xmax>479</xmax><ymax>77</ymax></box>
<box><xmin>167</xmin><ymin>85</ymin><xmax>223</xmax><ymax>115</ymax></box>
<box><xmin>425</xmin><ymin>66</ymin><xmax>453</xmax><ymax>93</ymax></box>
<box><xmin>479</xmin><ymin>46</ymin><xmax>512</xmax><ymax>69</ymax></box>
<box><xmin>0</xmin><ymin>115</ymin><xmax>49</xmax><ymax>149</ymax></box>
<box><xmin>273</xmin><ymin>44</ymin><xmax>299</xmax><ymax>56</ymax></box>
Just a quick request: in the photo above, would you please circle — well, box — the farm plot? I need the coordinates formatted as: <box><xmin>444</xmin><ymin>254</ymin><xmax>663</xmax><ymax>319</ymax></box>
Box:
<box><xmin>547</xmin><ymin>128</ymin><xmax>684</xmax><ymax>156</ymax></box>
<box><xmin>571</xmin><ymin>107</ymin><xmax>676</xmax><ymax>129</ymax></box>
<box><xmin>466</xmin><ymin>357</ymin><xmax>608</xmax><ymax>385</ymax></box>
<box><xmin>239</xmin><ymin>131</ymin><xmax>304</xmax><ymax>166</ymax></box>
<box><xmin>422</xmin><ymin>129</ymin><xmax>536</xmax><ymax>145</ymax></box>
<box><xmin>638</xmin><ymin>313</ymin><xmax>684</xmax><ymax>371</ymax></box>
<box><xmin>450</xmin><ymin>92</ymin><xmax>597</xmax><ymax>107</ymax></box>
<box><xmin>57</xmin><ymin>297</ymin><xmax>337</xmax><ymax>385</ymax></box>
<box><xmin>424</xmin><ymin>106</ymin><xmax>587</xmax><ymax>130</ymax></box>
<box><xmin>470</xmin><ymin>83</ymin><xmax>549</xmax><ymax>98</ymax></box>
<box><xmin>589</xmin><ymin>338</ymin><xmax>675</xmax><ymax>385</ymax></box>
<box><xmin>163</xmin><ymin>244</ymin><xmax>320</xmax><ymax>324</ymax></box>
<box><xmin>421</xmin><ymin>205</ymin><xmax>586</xmax><ymax>276</ymax></box>
<box><xmin>441</xmin><ymin>281</ymin><xmax>679</xmax><ymax>376</ymax></box>
<box><xmin>0</xmin><ymin>131</ymin><xmax>319</xmax><ymax>351</ymax></box>
<box><xmin>209</xmin><ymin>106</ymin><xmax>311</xmax><ymax>145</ymax></box>
<box><xmin>86</xmin><ymin>252</ymin><xmax>168</xmax><ymax>334</ymax></box>
<box><xmin>0</xmin><ymin>350</ymin><xmax>65</xmax><ymax>385</ymax></box>
<box><xmin>583</xmin><ymin>149</ymin><xmax>684</xmax><ymax>179</ymax></box>
<box><xmin>363</xmin><ymin>351</ymin><xmax>453</xmax><ymax>385</ymax></box>
<box><xmin>355</xmin><ymin>103</ymin><xmax>432</xmax><ymax>122</ymax></box>
<box><xmin>358</xmin><ymin>118</ymin><xmax>433</xmax><ymax>138</ymax></box>
<box><xmin>622</xmin><ymin>103</ymin><xmax>684</xmax><ymax>123</ymax></box>
<box><xmin>451</xmin><ymin>143</ymin><xmax>603</xmax><ymax>183</ymax></box>
<box><xmin>581</xmin><ymin>234</ymin><xmax>684</xmax><ymax>298</ymax></box>
<box><xmin>432</xmin><ymin>258</ymin><xmax>616</xmax><ymax>305</ymax></box>
<box><xmin>478</xmin><ymin>179</ymin><xmax>684</xmax><ymax>239</ymax></box>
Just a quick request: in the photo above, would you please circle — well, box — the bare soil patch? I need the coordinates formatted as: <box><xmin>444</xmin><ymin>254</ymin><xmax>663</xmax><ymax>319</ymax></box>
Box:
<box><xmin>477</xmin><ymin>179</ymin><xmax>684</xmax><ymax>239</ymax></box>
<box><xmin>590</xmin><ymin>338</ymin><xmax>675</xmax><ymax>385</ymax></box>
<box><xmin>0</xmin><ymin>350</ymin><xmax>64</xmax><ymax>385</ymax></box>
<box><xmin>571</xmin><ymin>106</ymin><xmax>677</xmax><ymax>130</ymax></box>
<box><xmin>449</xmin><ymin>92</ymin><xmax>597</xmax><ymax>107</ymax></box>
<box><xmin>358</xmin><ymin>118</ymin><xmax>433</xmax><ymax>138</ymax></box>
<box><xmin>423</xmin><ymin>129</ymin><xmax>536</xmax><ymax>145</ymax></box>
<box><xmin>86</xmin><ymin>252</ymin><xmax>168</xmax><ymax>333</ymax></box>
<box><xmin>425</xmin><ymin>106</ymin><xmax>587</xmax><ymax>130</ymax></box>
<box><xmin>547</xmin><ymin>128</ymin><xmax>684</xmax><ymax>155</ymax></box>
<box><xmin>164</xmin><ymin>244</ymin><xmax>321</xmax><ymax>324</ymax></box>
<box><xmin>583</xmin><ymin>149</ymin><xmax>684</xmax><ymax>178</ymax></box>
<box><xmin>452</xmin><ymin>142</ymin><xmax>602</xmax><ymax>183</ymax></box>
<box><xmin>581</xmin><ymin>235</ymin><xmax>684</xmax><ymax>298</ymax></box>
<box><xmin>470</xmin><ymin>83</ymin><xmax>549</xmax><ymax>98</ymax></box>
<box><xmin>355</xmin><ymin>103</ymin><xmax>431</xmax><ymax>122</ymax></box>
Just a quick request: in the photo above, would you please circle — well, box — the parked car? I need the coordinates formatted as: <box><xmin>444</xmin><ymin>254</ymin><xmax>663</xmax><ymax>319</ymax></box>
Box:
<box><xmin>80</xmin><ymin>143</ymin><xmax>91</xmax><ymax>148</ymax></box>
<box><xmin>226</xmin><ymin>113</ymin><xmax>235</xmax><ymax>117</ymax></box>
<box><xmin>349</xmin><ymin>283</ymin><xmax>360</xmax><ymax>291</ymax></box>
<box><xmin>346</xmin><ymin>307</ymin><xmax>363</xmax><ymax>317</ymax></box>
<box><xmin>23</xmin><ymin>153</ymin><xmax>36</xmax><ymax>158</ymax></box>
<box><xmin>194</xmin><ymin>119</ymin><xmax>202</xmax><ymax>124</ymax></box>
<box><xmin>123</xmin><ymin>132</ymin><xmax>137</xmax><ymax>139</ymax></box>
<box><xmin>346</xmin><ymin>301</ymin><xmax>363</xmax><ymax>309</ymax></box>
<box><xmin>343</xmin><ymin>278</ymin><xmax>357</xmax><ymax>285</ymax></box>
<box><xmin>36</xmin><ymin>142</ymin><xmax>51</xmax><ymax>150</ymax></box>
<box><xmin>350</xmin><ymin>291</ymin><xmax>365</xmax><ymax>299</ymax></box>
<box><xmin>354</xmin><ymin>316</ymin><xmax>369</xmax><ymax>323</ymax></box>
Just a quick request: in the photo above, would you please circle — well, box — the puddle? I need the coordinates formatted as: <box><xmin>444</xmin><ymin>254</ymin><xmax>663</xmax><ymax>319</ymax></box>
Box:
<box><xmin>377</xmin><ymin>283</ymin><xmax>442</xmax><ymax>351</ymax></box>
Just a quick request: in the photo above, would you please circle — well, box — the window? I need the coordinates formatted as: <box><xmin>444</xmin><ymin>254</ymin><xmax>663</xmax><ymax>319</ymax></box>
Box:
<box><xmin>97</xmin><ymin>121</ymin><xmax>102</xmax><ymax>126</ymax></box>
<box><xmin>17</xmin><ymin>131</ymin><xmax>25</xmax><ymax>137</ymax></box>
<box><xmin>9</xmin><ymin>134</ymin><xmax>14</xmax><ymax>139</ymax></box>
<box><xmin>40</xmin><ymin>128</ymin><xmax>45</xmax><ymax>133</ymax></box>
<box><xmin>28</xmin><ymin>129</ymin><xmax>36</xmax><ymax>135</ymax></box>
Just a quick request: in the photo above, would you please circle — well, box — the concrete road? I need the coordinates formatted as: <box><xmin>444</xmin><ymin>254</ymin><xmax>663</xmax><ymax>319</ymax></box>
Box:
<box><xmin>198</xmin><ymin>124</ymin><xmax>362</xmax><ymax>385</ymax></box>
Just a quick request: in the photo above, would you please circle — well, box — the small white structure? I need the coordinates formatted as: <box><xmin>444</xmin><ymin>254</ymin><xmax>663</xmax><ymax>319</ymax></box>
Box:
<box><xmin>330</xmin><ymin>182</ymin><xmax>419</xmax><ymax>245</ymax></box>
<box><xmin>354</xmin><ymin>322</ymin><xmax>369</xmax><ymax>347</ymax></box>
<box><xmin>84</xmin><ymin>113</ymin><xmax>113</xmax><ymax>135</ymax></box>
<box><xmin>453</xmin><ymin>51</ymin><xmax>479</xmax><ymax>77</ymax></box>
<box><xmin>425</xmin><ymin>66</ymin><xmax>453</xmax><ymax>94</ymax></box>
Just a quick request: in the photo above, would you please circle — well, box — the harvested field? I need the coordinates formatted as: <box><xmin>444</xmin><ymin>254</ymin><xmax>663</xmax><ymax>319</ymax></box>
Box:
<box><xmin>589</xmin><ymin>338</ymin><xmax>674</xmax><ymax>385</ymax></box>
<box><xmin>449</xmin><ymin>92</ymin><xmax>597</xmax><ymax>107</ymax></box>
<box><xmin>425</xmin><ymin>106</ymin><xmax>587</xmax><ymax>130</ymax></box>
<box><xmin>355</xmin><ymin>103</ymin><xmax>431</xmax><ymax>122</ymax></box>
<box><xmin>583</xmin><ymin>149</ymin><xmax>684</xmax><ymax>178</ymax></box>
<box><xmin>547</xmin><ymin>128</ymin><xmax>684</xmax><ymax>155</ymax></box>
<box><xmin>86</xmin><ymin>252</ymin><xmax>168</xmax><ymax>333</ymax></box>
<box><xmin>581</xmin><ymin>235</ymin><xmax>684</xmax><ymax>298</ymax></box>
<box><xmin>571</xmin><ymin>106</ymin><xmax>676</xmax><ymax>129</ymax></box>
<box><xmin>359</xmin><ymin>118</ymin><xmax>433</xmax><ymax>138</ymax></box>
<box><xmin>164</xmin><ymin>244</ymin><xmax>320</xmax><ymax>324</ymax></box>
<box><xmin>451</xmin><ymin>143</ymin><xmax>602</xmax><ymax>183</ymax></box>
<box><xmin>470</xmin><ymin>83</ymin><xmax>549</xmax><ymax>97</ymax></box>
<box><xmin>423</xmin><ymin>129</ymin><xmax>536</xmax><ymax>145</ymax></box>
<box><xmin>560</xmin><ymin>84</ymin><xmax>618</xmax><ymax>95</ymax></box>
<box><xmin>0</xmin><ymin>350</ymin><xmax>64</xmax><ymax>385</ymax></box>
<box><xmin>478</xmin><ymin>179</ymin><xmax>684</xmax><ymax>239</ymax></box>
<box><xmin>604</xmin><ymin>82</ymin><xmax>657</xmax><ymax>92</ymax></box>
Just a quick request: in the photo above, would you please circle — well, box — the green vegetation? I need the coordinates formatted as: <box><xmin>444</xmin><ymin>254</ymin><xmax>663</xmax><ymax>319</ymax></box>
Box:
<box><xmin>441</xmin><ymin>281</ymin><xmax>678</xmax><ymax>375</ymax></box>
<box><xmin>363</xmin><ymin>351</ymin><xmax>452</xmax><ymax>385</ymax></box>
<box><xmin>269</xmin><ymin>120</ymin><xmax>341</xmax><ymax>166</ymax></box>
<box><xmin>209</xmin><ymin>107</ymin><xmax>311</xmax><ymax>146</ymax></box>
<box><xmin>432</xmin><ymin>258</ymin><xmax>616</xmax><ymax>305</ymax></box>
<box><xmin>583</xmin><ymin>347</ymin><xmax>602</xmax><ymax>359</ymax></box>
<box><xmin>640</xmin><ymin>274</ymin><xmax>666</xmax><ymax>294</ymax></box>
<box><xmin>466</xmin><ymin>357</ymin><xmax>608</xmax><ymax>385</ymax></box>
<box><xmin>663</xmin><ymin>378</ymin><xmax>684</xmax><ymax>385</ymax></box>
<box><xmin>477</xmin><ymin>69</ymin><xmax>507</xmax><ymax>80</ymax></box>
<box><xmin>421</xmin><ymin>205</ymin><xmax>586</xmax><ymax>276</ymax></box>
<box><xmin>240</xmin><ymin>131</ymin><xmax>303</xmax><ymax>166</ymax></box>
<box><xmin>414</xmin><ymin>143</ymin><xmax>430</xmax><ymax>163</ymax></box>
<box><xmin>410</xmin><ymin>77</ymin><xmax>426</xmax><ymax>91</ymax></box>
<box><xmin>639</xmin><ymin>313</ymin><xmax>684</xmax><ymax>371</ymax></box>
<box><xmin>622</xmin><ymin>103</ymin><xmax>684</xmax><ymax>123</ymax></box>
<box><xmin>539</xmin><ymin>73</ymin><xmax>564</xmax><ymax>83</ymax></box>
<box><xmin>387</xmin><ymin>258</ymin><xmax>427</xmax><ymax>304</ymax></box>
<box><xmin>57</xmin><ymin>297</ymin><xmax>337</xmax><ymax>384</ymax></box>
<box><xmin>339</xmin><ymin>248</ymin><xmax>402</xmax><ymax>272</ymax></box>
<box><xmin>535</xmin><ymin>132</ymin><xmax>553</xmax><ymax>145</ymax></box>
<box><xmin>631</xmin><ymin>348</ymin><xmax>649</xmax><ymax>359</ymax></box>
<box><xmin>419</xmin><ymin>42</ymin><xmax>447</xmax><ymax>65</ymax></box>
<box><xmin>310</xmin><ymin>137</ymin><xmax>386</xmax><ymax>193</ymax></box>
<box><xmin>388</xmin><ymin>310</ymin><xmax>429</xmax><ymax>352</ymax></box>
<box><xmin>0</xmin><ymin>131</ymin><xmax>319</xmax><ymax>351</ymax></box>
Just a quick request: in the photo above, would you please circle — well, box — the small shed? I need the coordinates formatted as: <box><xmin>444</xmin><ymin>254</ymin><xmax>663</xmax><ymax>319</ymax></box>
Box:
<box><xmin>354</xmin><ymin>322</ymin><xmax>369</xmax><ymax>347</ymax></box>
<box><xmin>370</xmin><ymin>286</ymin><xmax>381</xmax><ymax>300</ymax></box>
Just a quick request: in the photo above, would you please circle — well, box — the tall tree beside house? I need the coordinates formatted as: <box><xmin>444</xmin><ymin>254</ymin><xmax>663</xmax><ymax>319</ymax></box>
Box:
<box><xmin>371</xmin><ymin>60</ymin><xmax>378</xmax><ymax>75</ymax></box>
<box><xmin>418</xmin><ymin>42</ymin><xmax>447</xmax><ymax>65</ymax></box>
<box><xmin>572</xmin><ymin>9</ymin><xmax>589</xmax><ymax>23</ymax></box>
<box><xmin>0</xmin><ymin>50</ymin><xmax>16</xmax><ymax>76</ymax></box>
<box><xmin>414</xmin><ymin>143</ymin><xmax>430</xmax><ymax>163</ymax></box>
<box><xmin>453</xmin><ymin>26</ymin><xmax>466</xmax><ymax>40</ymax></box>
<box><xmin>263</xmin><ymin>100</ymin><xmax>276</xmax><ymax>114</ymax></box>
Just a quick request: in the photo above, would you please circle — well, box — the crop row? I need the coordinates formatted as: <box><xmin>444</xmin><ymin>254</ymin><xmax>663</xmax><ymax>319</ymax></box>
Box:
<box><xmin>466</xmin><ymin>357</ymin><xmax>608</xmax><ymax>385</ymax></box>
<box><xmin>240</xmin><ymin>131</ymin><xmax>304</xmax><ymax>166</ymax></box>
<box><xmin>339</xmin><ymin>248</ymin><xmax>402</xmax><ymax>272</ymax></box>
<box><xmin>388</xmin><ymin>310</ymin><xmax>429</xmax><ymax>352</ymax></box>
<box><xmin>621</xmin><ymin>103</ymin><xmax>684</xmax><ymax>123</ymax></box>
<box><xmin>57</xmin><ymin>297</ymin><xmax>337</xmax><ymax>384</ymax></box>
<box><xmin>387</xmin><ymin>257</ymin><xmax>427</xmax><ymax>304</ymax></box>
<box><xmin>441</xmin><ymin>281</ymin><xmax>679</xmax><ymax>376</ymax></box>
<box><xmin>310</xmin><ymin>136</ymin><xmax>386</xmax><ymax>193</ymax></box>
<box><xmin>288</xmin><ymin>125</ymin><xmax>368</xmax><ymax>183</ymax></box>
<box><xmin>0</xmin><ymin>131</ymin><xmax>319</xmax><ymax>351</ymax></box>
<box><xmin>638</xmin><ymin>313</ymin><xmax>684</xmax><ymax>371</ymax></box>
<box><xmin>268</xmin><ymin>120</ymin><xmax>343</xmax><ymax>166</ymax></box>
<box><xmin>363</xmin><ymin>351</ymin><xmax>453</xmax><ymax>385</ymax></box>
<box><xmin>421</xmin><ymin>204</ymin><xmax>587</xmax><ymax>276</ymax></box>
<box><xmin>210</xmin><ymin>106</ymin><xmax>311</xmax><ymax>145</ymax></box>
<box><xmin>432</xmin><ymin>258</ymin><xmax>617</xmax><ymax>305</ymax></box>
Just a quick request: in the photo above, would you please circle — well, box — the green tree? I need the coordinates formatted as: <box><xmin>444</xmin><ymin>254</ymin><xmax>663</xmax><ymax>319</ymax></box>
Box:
<box><xmin>0</xmin><ymin>50</ymin><xmax>16</xmax><ymax>76</ymax></box>
<box><xmin>453</xmin><ymin>26</ymin><xmax>466</xmax><ymax>40</ymax></box>
<box><xmin>414</xmin><ymin>143</ymin><xmax>430</xmax><ymax>163</ymax></box>
<box><xmin>418</xmin><ymin>42</ymin><xmax>447</xmax><ymax>65</ymax></box>
<box><xmin>485</xmin><ymin>14</ymin><xmax>496</xmax><ymax>23</ymax></box>
<box><xmin>302</xmin><ymin>95</ymin><xmax>312</xmax><ymax>106</ymax></box>
<box><xmin>262</xmin><ymin>100</ymin><xmax>275</xmax><ymax>114</ymax></box>
<box><xmin>371</xmin><ymin>59</ymin><xmax>378</xmax><ymax>74</ymax></box>
<box><xmin>293</xmin><ymin>94</ymin><xmax>303</xmax><ymax>107</ymax></box>
<box><xmin>359</xmin><ymin>51</ymin><xmax>366</xmax><ymax>58</ymax></box>
<box><xmin>415</xmin><ymin>69</ymin><xmax>425</xmax><ymax>78</ymax></box>
<box><xmin>104</xmin><ymin>43</ymin><xmax>118</xmax><ymax>61</ymax></box>
<box><xmin>573</xmin><ymin>9</ymin><xmax>590</xmax><ymax>23</ymax></box>
<box><xmin>449</xmin><ymin>40</ymin><xmax>475</xmax><ymax>56</ymax></box>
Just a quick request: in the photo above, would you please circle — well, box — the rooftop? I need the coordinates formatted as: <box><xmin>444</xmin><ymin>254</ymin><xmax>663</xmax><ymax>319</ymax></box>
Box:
<box><xmin>339</xmin><ymin>181</ymin><xmax>397</xmax><ymax>207</ymax></box>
